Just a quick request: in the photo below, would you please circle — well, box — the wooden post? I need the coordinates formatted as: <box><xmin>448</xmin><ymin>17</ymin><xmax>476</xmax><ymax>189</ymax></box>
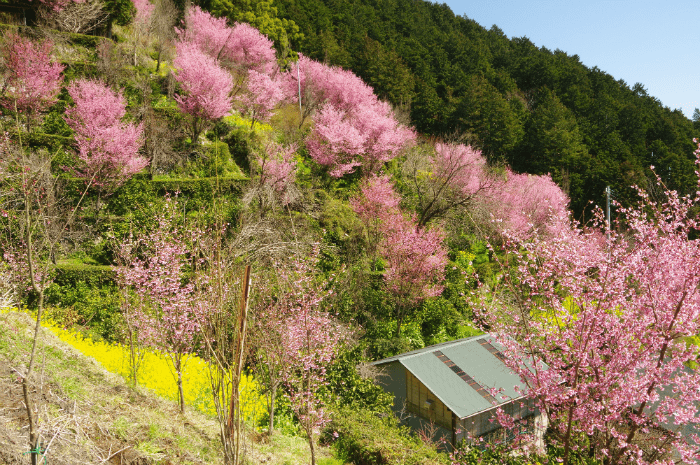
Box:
<box><xmin>228</xmin><ymin>265</ymin><xmax>251</xmax><ymax>463</ymax></box>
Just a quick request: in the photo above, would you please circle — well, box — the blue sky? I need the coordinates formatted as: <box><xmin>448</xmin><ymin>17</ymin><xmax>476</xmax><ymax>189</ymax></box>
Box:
<box><xmin>441</xmin><ymin>0</ymin><xmax>700</xmax><ymax>119</ymax></box>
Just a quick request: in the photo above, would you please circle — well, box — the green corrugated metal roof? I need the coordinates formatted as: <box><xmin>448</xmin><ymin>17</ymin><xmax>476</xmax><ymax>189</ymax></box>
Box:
<box><xmin>373</xmin><ymin>334</ymin><xmax>529</xmax><ymax>419</ymax></box>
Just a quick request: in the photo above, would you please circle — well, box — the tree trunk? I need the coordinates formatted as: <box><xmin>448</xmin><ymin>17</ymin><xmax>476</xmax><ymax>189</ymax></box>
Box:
<box><xmin>24</xmin><ymin>193</ymin><xmax>44</xmax><ymax>465</ymax></box>
<box><xmin>268</xmin><ymin>387</ymin><xmax>276</xmax><ymax>436</ymax></box>
<box><xmin>176</xmin><ymin>358</ymin><xmax>185</xmax><ymax>414</ymax></box>
<box><xmin>155</xmin><ymin>49</ymin><xmax>162</xmax><ymax>73</ymax></box>
<box><xmin>24</xmin><ymin>291</ymin><xmax>45</xmax><ymax>464</ymax></box>
<box><xmin>308</xmin><ymin>434</ymin><xmax>316</xmax><ymax>465</ymax></box>
<box><xmin>128</xmin><ymin>325</ymin><xmax>139</xmax><ymax>387</ymax></box>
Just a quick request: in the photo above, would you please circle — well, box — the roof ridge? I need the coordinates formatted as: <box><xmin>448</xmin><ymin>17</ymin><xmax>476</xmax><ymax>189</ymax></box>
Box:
<box><xmin>372</xmin><ymin>334</ymin><xmax>488</xmax><ymax>365</ymax></box>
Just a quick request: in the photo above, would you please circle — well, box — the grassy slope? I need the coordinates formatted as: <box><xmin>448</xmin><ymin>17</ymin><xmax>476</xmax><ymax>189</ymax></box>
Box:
<box><xmin>0</xmin><ymin>310</ymin><xmax>339</xmax><ymax>465</ymax></box>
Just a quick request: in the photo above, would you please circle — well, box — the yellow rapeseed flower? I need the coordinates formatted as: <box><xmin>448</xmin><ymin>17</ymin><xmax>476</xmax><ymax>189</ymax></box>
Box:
<box><xmin>43</xmin><ymin>321</ymin><xmax>267</xmax><ymax>426</ymax></box>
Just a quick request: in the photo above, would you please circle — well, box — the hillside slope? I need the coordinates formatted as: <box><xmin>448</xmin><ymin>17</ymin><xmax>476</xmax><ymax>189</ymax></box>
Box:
<box><xmin>0</xmin><ymin>311</ymin><xmax>331</xmax><ymax>465</ymax></box>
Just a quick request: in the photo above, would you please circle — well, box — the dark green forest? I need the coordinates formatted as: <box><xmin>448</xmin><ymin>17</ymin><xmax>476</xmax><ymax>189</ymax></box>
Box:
<box><xmin>203</xmin><ymin>0</ymin><xmax>700</xmax><ymax>217</ymax></box>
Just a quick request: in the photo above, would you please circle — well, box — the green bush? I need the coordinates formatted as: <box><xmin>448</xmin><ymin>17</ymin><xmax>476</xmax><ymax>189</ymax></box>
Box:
<box><xmin>150</xmin><ymin>177</ymin><xmax>245</xmax><ymax>197</ymax></box>
<box><xmin>325</xmin><ymin>346</ymin><xmax>393</xmax><ymax>414</ymax></box>
<box><xmin>177</xmin><ymin>141</ymin><xmax>246</xmax><ymax>179</ymax></box>
<box><xmin>46</xmin><ymin>264</ymin><xmax>123</xmax><ymax>342</ymax></box>
<box><xmin>107</xmin><ymin>177</ymin><xmax>159</xmax><ymax>217</ymax></box>
<box><xmin>222</xmin><ymin>128</ymin><xmax>253</xmax><ymax>175</ymax></box>
<box><xmin>0</xmin><ymin>24</ymin><xmax>107</xmax><ymax>49</ymax></box>
<box><xmin>329</xmin><ymin>406</ymin><xmax>449</xmax><ymax>465</ymax></box>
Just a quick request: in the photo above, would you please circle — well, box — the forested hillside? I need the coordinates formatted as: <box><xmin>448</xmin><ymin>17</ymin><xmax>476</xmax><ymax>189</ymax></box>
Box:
<box><xmin>212</xmin><ymin>0</ymin><xmax>700</xmax><ymax>216</ymax></box>
<box><xmin>3</xmin><ymin>0</ymin><xmax>700</xmax><ymax>464</ymax></box>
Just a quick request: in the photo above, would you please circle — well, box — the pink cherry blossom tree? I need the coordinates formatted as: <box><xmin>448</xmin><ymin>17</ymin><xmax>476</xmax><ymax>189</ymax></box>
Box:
<box><xmin>403</xmin><ymin>142</ymin><xmax>502</xmax><ymax>228</ymax></box>
<box><xmin>177</xmin><ymin>6</ymin><xmax>288</xmax><ymax>128</ymax></box>
<box><xmin>483</xmin><ymin>141</ymin><xmax>700</xmax><ymax>465</ymax></box>
<box><xmin>115</xmin><ymin>196</ymin><xmax>206</xmax><ymax>413</ymax></box>
<box><xmin>173</xmin><ymin>41</ymin><xmax>234</xmax><ymax>144</ymax></box>
<box><xmin>177</xmin><ymin>5</ymin><xmax>230</xmax><ymax>59</ymax></box>
<box><xmin>249</xmin><ymin>291</ymin><xmax>289</xmax><ymax>437</ymax></box>
<box><xmin>305</xmin><ymin>104</ymin><xmax>365</xmax><ymax>177</ymax></box>
<box><xmin>0</xmin><ymin>32</ymin><xmax>64</xmax><ymax>130</ymax></box>
<box><xmin>236</xmin><ymin>69</ymin><xmax>286</xmax><ymax>127</ymax></box>
<box><xmin>352</xmin><ymin>175</ymin><xmax>447</xmax><ymax>337</ymax></box>
<box><xmin>380</xmin><ymin>214</ymin><xmax>448</xmax><ymax>338</ymax></box>
<box><xmin>65</xmin><ymin>79</ymin><xmax>147</xmax><ymax>197</ymax></box>
<box><xmin>128</xmin><ymin>0</ymin><xmax>155</xmax><ymax>66</ymax></box>
<box><xmin>481</xmin><ymin>170</ymin><xmax>570</xmax><ymax>239</ymax></box>
<box><xmin>245</xmin><ymin>142</ymin><xmax>298</xmax><ymax>214</ymax></box>
<box><xmin>290</xmin><ymin>54</ymin><xmax>415</xmax><ymax>177</ymax></box>
<box><xmin>350</xmin><ymin>173</ymin><xmax>402</xmax><ymax>258</ymax></box>
<box><xmin>179</xmin><ymin>7</ymin><xmax>277</xmax><ymax>76</ymax></box>
<box><xmin>306</xmin><ymin>102</ymin><xmax>415</xmax><ymax>177</ymax></box>
<box><xmin>291</xmin><ymin>54</ymin><xmax>377</xmax><ymax>121</ymax></box>
<box><xmin>275</xmin><ymin>255</ymin><xmax>350</xmax><ymax>465</ymax></box>
<box><xmin>132</xmin><ymin>0</ymin><xmax>154</xmax><ymax>22</ymax></box>
<box><xmin>220</xmin><ymin>22</ymin><xmax>278</xmax><ymax>75</ymax></box>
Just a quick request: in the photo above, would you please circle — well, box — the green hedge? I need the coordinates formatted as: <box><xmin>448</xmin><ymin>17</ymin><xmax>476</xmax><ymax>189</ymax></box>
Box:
<box><xmin>26</xmin><ymin>132</ymin><xmax>74</xmax><ymax>151</ymax></box>
<box><xmin>150</xmin><ymin>177</ymin><xmax>246</xmax><ymax>197</ymax></box>
<box><xmin>62</xmin><ymin>61</ymin><xmax>100</xmax><ymax>80</ymax></box>
<box><xmin>7</xmin><ymin>131</ymin><xmax>73</xmax><ymax>150</ymax></box>
<box><xmin>330</xmin><ymin>406</ymin><xmax>449</xmax><ymax>465</ymax></box>
<box><xmin>0</xmin><ymin>24</ymin><xmax>107</xmax><ymax>48</ymax></box>
<box><xmin>54</xmin><ymin>262</ymin><xmax>116</xmax><ymax>287</ymax></box>
<box><xmin>59</xmin><ymin>175</ymin><xmax>246</xmax><ymax>205</ymax></box>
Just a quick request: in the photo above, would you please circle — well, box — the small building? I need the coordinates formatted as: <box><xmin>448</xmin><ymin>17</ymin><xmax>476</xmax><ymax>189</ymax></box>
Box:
<box><xmin>372</xmin><ymin>334</ymin><xmax>547</xmax><ymax>449</ymax></box>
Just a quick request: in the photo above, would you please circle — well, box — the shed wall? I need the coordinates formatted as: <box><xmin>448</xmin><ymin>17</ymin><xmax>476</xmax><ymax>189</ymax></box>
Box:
<box><xmin>406</xmin><ymin>370</ymin><xmax>452</xmax><ymax>430</ymax></box>
<box><xmin>377</xmin><ymin>362</ymin><xmax>454</xmax><ymax>448</ymax></box>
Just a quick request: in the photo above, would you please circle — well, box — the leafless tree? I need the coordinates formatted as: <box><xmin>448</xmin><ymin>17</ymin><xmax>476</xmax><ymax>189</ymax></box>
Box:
<box><xmin>1</xmin><ymin>130</ymin><xmax>93</xmax><ymax>464</ymax></box>
<box><xmin>37</xmin><ymin>0</ymin><xmax>110</xmax><ymax>35</ymax></box>
<box><xmin>151</xmin><ymin>0</ymin><xmax>178</xmax><ymax>73</ymax></box>
<box><xmin>96</xmin><ymin>40</ymin><xmax>130</xmax><ymax>88</ymax></box>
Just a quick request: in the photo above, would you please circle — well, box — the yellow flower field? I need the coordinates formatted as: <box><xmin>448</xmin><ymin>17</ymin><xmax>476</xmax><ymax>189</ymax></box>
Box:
<box><xmin>43</xmin><ymin>321</ymin><xmax>267</xmax><ymax>426</ymax></box>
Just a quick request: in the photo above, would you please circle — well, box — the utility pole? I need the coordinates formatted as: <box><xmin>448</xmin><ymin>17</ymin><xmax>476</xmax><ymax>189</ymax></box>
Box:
<box><xmin>606</xmin><ymin>185</ymin><xmax>611</xmax><ymax>234</ymax></box>
<box><xmin>297</xmin><ymin>61</ymin><xmax>302</xmax><ymax>117</ymax></box>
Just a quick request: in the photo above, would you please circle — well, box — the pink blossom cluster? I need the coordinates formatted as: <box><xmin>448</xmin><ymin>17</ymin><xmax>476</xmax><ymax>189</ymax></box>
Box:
<box><xmin>352</xmin><ymin>175</ymin><xmax>447</xmax><ymax>311</ymax></box>
<box><xmin>381</xmin><ymin>215</ymin><xmax>448</xmax><ymax>306</ymax></box>
<box><xmin>482</xmin><ymin>170</ymin><xmax>570</xmax><ymax>239</ymax></box>
<box><xmin>65</xmin><ymin>79</ymin><xmax>147</xmax><ymax>187</ymax></box>
<box><xmin>115</xmin><ymin>197</ymin><xmax>207</xmax><ymax>364</ymax></box>
<box><xmin>173</xmin><ymin>41</ymin><xmax>234</xmax><ymax>122</ymax></box>
<box><xmin>432</xmin><ymin>142</ymin><xmax>487</xmax><ymax>197</ymax></box>
<box><xmin>114</xmin><ymin>198</ymin><xmax>210</xmax><ymax>410</ymax></box>
<box><xmin>132</xmin><ymin>0</ymin><xmax>155</xmax><ymax>24</ymax></box>
<box><xmin>256</xmin><ymin>254</ymin><xmax>349</xmax><ymax>450</ymax></box>
<box><xmin>293</xmin><ymin>55</ymin><xmax>415</xmax><ymax>177</ymax></box>
<box><xmin>0</xmin><ymin>32</ymin><xmax>64</xmax><ymax>119</ymax></box>
<box><xmin>257</xmin><ymin>142</ymin><xmax>298</xmax><ymax>205</ymax></box>
<box><xmin>350</xmin><ymin>173</ymin><xmax>401</xmax><ymax>219</ymax></box>
<box><xmin>2</xmin><ymin>246</ymin><xmax>48</xmax><ymax>297</ymax></box>
<box><xmin>239</xmin><ymin>70</ymin><xmax>287</xmax><ymax>123</ymax></box>
<box><xmin>175</xmin><ymin>6</ymin><xmax>286</xmax><ymax>126</ymax></box>
<box><xmin>180</xmin><ymin>6</ymin><xmax>277</xmax><ymax>75</ymax></box>
<box><xmin>484</xmin><ymin>145</ymin><xmax>700</xmax><ymax>464</ymax></box>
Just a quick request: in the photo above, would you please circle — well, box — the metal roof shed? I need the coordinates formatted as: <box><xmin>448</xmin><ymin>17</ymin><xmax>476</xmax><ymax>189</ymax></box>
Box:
<box><xmin>372</xmin><ymin>334</ymin><xmax>546</xmax><ymax>448</ymax></box>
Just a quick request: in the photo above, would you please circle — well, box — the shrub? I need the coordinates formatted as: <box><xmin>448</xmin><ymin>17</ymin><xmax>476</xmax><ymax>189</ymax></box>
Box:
<box><xmin>45</xmin><ymin>280</ymin><xmax>122</xmax><ymax>342</ymax></box>
<box><xmin>177</xmin><ymin>141</ymin><xmax>245</xmax><ymax>178</ymax></box>
<box><xmin>330</xmin><ymin>406</ymin><xmax>449</xmax><ymax>465</ymax></box>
